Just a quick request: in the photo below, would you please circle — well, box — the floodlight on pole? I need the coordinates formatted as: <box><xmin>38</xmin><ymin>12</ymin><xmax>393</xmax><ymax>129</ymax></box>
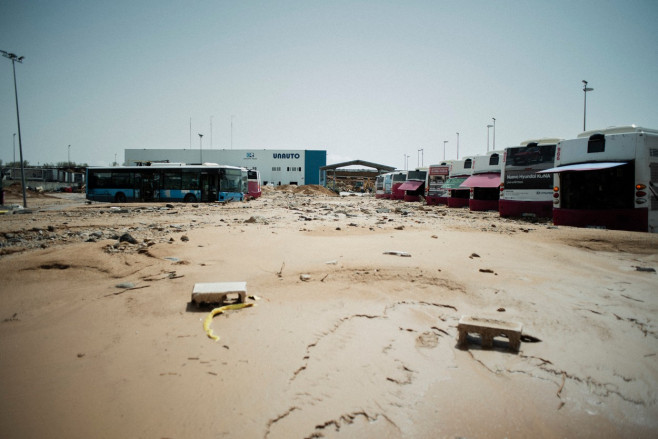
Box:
<box><xmin>582</xmin><ymin>80</ymin><xmax>594</xmax><ymax>131</ymax></box>
<box><xmin>1</xmin><ymin>50</ymin><xmax>27</xmax><ymax>208</ymax></box>
<box><xmin>13</xmin><ymin>133</ymin><xmax>16</xmax><ymax>163</ymax></box>
<box><xmin>417</xmin><ymin>148</ymin><xmax>424</xmax><ymax>167</ymax></box>
<box><xmin>68</xmin><ymin>144</ymin><xmax>71</xmax><ymax>166</ymax></box>
<box><xmin>492</xmin><ymin>117</ymin><xmax>496</xmax><ymax>150</ymax></box>
<box><xmin>456</xmin><ymin>132</ymin><xmax>459</xmax><ymax>159</ymax></box>
<box><xmin>198</xmin><ymin>133</ymin><xmax>204</xmax><ymax>163</ymax></box>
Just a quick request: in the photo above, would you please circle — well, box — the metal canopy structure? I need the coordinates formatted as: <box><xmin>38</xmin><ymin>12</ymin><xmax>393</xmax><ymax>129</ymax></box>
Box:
<box><xmin>319</xmin><ymin>159</ymin><xmax>396</xmax><ymax>173</ymax></box>
<box><xmin>320</xmin><ymin>160</ymin><xmax>396</xmax><ymax>191</ymax></box>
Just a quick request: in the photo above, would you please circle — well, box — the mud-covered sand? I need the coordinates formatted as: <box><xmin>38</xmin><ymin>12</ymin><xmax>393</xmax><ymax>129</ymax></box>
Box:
<box><xmin>1</xmin><ymin>187</ymin><xmax>657</xmax><ymax>438</ymax></box>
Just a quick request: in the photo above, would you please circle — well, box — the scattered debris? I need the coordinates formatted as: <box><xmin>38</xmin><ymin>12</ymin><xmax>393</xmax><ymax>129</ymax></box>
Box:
<box><xmin>469</xmin><ymin>253</ymin><xmax>480</xmax><ymax>259</ymax></box>
<box><xmin>300</xmin><ymin>274</ymin><xmax>311</xmax><ymax>282</ymax></box>
<box><xmin>497</xmin><ymin>307</ymin><xmax>505</xmax><ymax>312</ymax></box>
<box><xmin>384</xmin><ymin>251</ymin><xmax>411</xmax><ymax>257</ymax></box>
<box><xmin>276</xmin><ymin>262</ymin><xmax>285</xmax><ymax>278</ymax></box>
<box><xmin>119</xmin><ymin>233</ymin><xmax>138</xmax><ymax>244</ymax></box>
<box><xmin>479</xmin><ymin>269</ymin><xmax>494</xmax><ymax>274</ymax></box>
<box><xmin>635</xmin><ymin>266</ymin><xmax>656</xmax><ymax>273</ymax></box>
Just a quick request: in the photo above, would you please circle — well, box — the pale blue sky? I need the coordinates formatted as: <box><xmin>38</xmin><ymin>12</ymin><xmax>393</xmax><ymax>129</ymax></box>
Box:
<box><xmin>1</xmin><ymin>0</ymin><xmax>657</xmax><ymax>168</ymax></box>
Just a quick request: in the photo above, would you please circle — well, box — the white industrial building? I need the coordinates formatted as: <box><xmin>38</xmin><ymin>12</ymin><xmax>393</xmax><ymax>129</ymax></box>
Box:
<box><xmin>124</xmin><ymin>149</ymin><xmax>327</xmax><ymax>186</ymax></box>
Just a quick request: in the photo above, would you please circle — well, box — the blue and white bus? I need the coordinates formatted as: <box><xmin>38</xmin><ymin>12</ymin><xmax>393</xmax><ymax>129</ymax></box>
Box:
<box><xmin>86</xmin><ymin>164</ymin><xmax>247</xmax><ymax>203</ymax></box>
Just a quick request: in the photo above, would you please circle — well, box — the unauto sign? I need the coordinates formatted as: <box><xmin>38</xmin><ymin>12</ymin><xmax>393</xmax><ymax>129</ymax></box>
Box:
<box><xmin>272</xmin><ymin>153</ymin><xmax>301</xmax><ymax>159</ymax></box>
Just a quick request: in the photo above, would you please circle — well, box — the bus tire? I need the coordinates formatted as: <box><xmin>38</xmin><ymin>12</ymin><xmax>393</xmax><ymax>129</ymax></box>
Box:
<box><xmin>184</xmin><ymin>194</ymin><xmax>197</xmax><ymax>203</ymax></box>
<box><xmin>115</xmin><ymin>192</ymin><xmax>127</xmax><ymax>203</ymax></box>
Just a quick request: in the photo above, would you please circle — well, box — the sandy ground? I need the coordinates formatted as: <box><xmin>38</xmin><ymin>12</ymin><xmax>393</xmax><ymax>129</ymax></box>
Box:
<box><xmin>1</xmin><ymin>186</ymin><xmax>657</xmax><ymax>438</ymax></box>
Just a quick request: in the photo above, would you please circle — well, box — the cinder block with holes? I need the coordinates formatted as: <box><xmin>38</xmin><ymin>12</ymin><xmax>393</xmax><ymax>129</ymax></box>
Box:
<box><xmin>457</xmin><ymin>315</ymin><xmax>523</xmax><ymax>351</ymax></box>
<box><xmin>192</xmin><ymin>282</ymin><xmax>247</xmax><ymax>306</ymax></box>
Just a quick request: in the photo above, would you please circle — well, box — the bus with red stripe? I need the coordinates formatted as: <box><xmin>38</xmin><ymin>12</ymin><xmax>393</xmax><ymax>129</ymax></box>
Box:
<box><xmin>426</xmin><ymin>162</ymin><xmax>452</xmax><ymax>205</ymax></box>
<box><xmin>499</xmin><ymin>138</ymin><xmax>560</xmax><ymax>218</ymax></box>
<box><xmin>540</xmin><ymin>125</ymin><xmax>657</xmax><ymax>233</ymax></box>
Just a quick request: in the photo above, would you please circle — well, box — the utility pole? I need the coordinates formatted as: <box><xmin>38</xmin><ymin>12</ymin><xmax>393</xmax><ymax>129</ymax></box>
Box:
<box><xmin>582</xmin><ymin>80</ymin><xmax>593</xmax><ymax>131</ymax></box>
<box><xmin>1</xmin><ymin>50</ymin><xmax>27</xmax><ymax>208</ymax></box>
<box><xmin>198</xmin><ymin>133</ymin><xmax>204</xmax><ymax>163</ymax></box>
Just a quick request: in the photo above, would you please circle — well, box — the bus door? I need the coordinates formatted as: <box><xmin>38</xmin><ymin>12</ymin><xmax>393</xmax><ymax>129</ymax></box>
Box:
<box><xmin>200</xmin><ymin>172</ymin><xmax>218</xmax><ymax>202</ymax></box>
<box><xmin>140</xmin><ymin>173</ymin><xmax>157</xmax><ymax>202</ymax></box>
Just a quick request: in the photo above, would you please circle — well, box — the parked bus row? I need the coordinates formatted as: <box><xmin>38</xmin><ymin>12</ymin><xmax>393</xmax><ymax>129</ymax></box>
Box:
<box><xmin>86</xmin><ymin>163</ymin><xmax>261</xmax><ymax>203</ymax></box>
<box><xmin>374</xmin><ymin>125</ymin><xmax>657</xmax><ymax>233</ymax></box>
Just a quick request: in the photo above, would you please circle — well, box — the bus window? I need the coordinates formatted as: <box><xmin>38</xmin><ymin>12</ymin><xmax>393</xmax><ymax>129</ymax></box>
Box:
<box><xmin>182</xmin><ymin>171</ymin><xmax>200</xmax><ymax>190</ymax></box>
<box><xmin>163</xmin><ymin>171</ymin><xmax>182</xmax><ymax>190</ymax></box>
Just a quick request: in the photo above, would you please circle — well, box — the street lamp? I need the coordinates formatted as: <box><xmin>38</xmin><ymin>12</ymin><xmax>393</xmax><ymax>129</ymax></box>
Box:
<box><xmin>13</xmin><ymin>133</ymin><xmax>16</xmax><ymax>163</ymax></box>
<box><xmin>487</xmin><ymin>125</ymin><xmax>493</xmax><ymax>152</ymax></box>
<box><xmin>456</xmin><ymin>133</ymin><xmax>459</xmax><ymax>160</ymax></box>
<box><xmin>68</xmin><ymin>144</ymin><xmax>71</xmax><ymax>166</ymax></box>
<box><xmin>582</xmin><ymin>80</ymin><xmax>594</xmax><ymax>131</ymax></box>
<box><xmin>443</xmin><ymin>141</ymin><xmax>448</xmax><ymax>161</ymax></box>
<box><xmin>417</xmin><ymin>148</ymin><xmax>424</xmax><ymax>167</ymax></box>
<box><xmin>198</xmin><ymin>133</ymin><xmax>204</xmax><ymax>163</ymax></box>
<box><xmin>1</xmin><ymin>50</ymin><xmax>27</xmax><ymax>208</ymax></box>
<box><xmin>404</xmin><ymin>154</ymin><xmax>410</xmax><ymax>170</ymax></box>
<box><xmin>492</xmin><ymin>117</ymin><xmax>496</xmax><ymax>150</ymax></box>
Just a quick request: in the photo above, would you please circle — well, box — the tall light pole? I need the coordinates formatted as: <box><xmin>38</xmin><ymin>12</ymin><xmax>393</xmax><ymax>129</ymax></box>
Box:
<box><xmin>405</xmin><ymin>154</ymin><xmax>410</xmax><ymax>170</ymax></box>
<box><xmin>1</xmin><ymin>50</ymin><xmax>27</xmax><ymax>208</ymax></box>
<box><xmin>582</xmin><ymin>80</ymin><xmax>593</xmax><ymax>131</ymax></box>
<box><xmin>198</xmin><ymin>133</ymin><xmax>204</xmax><ymax>163</ymax></box>
<box><xmin>486</xmin><ymin>125</ymin><xmax>491</xmax><ymax>152</ymax></box>
<box><xmin>443</xmin><ymin>141</ymin><xmax>448</xmax><ymax>161</ymax></box>
<box><xmin>492</xmin><ymin>117</ymin><xmax>496</xmax><ymax>150</ymax></box>
<box><xmin>13</xmin><ymin>133</ymin><xmax>16</xmax><ymax>163</ymax></box>
<box><xmin>68</xmin><ymin>144</ymin><xmax>71</xmax><ymax>166</ymax></box>
<box><xmin>456</xmin><ymin>133</ymin><xmax>459</xmax><ymax>160</ymax></box>
<box><xmin>417</xmin><ymin>148</ymin><xmax>424</xmax><ymax>167</ymax></box>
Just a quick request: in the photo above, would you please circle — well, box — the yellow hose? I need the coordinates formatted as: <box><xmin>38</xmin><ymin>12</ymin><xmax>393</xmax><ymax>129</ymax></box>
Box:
<box><xmin>203</xmin><ymin>302</ymin><xmax>255</xmax><ymax>341</ymax></box>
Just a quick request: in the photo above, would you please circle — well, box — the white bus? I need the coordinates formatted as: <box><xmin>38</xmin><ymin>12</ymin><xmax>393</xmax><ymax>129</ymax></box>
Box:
<box><xmin>375</xmin><ymin>173</ymin><xmax>388</xmax><ymax>198</ymax></box>
<box><xmin>499</xmin><ymin>138</ymin><xmax>561</xmax><ymax>218</ymax></box>
<box><xmin>460</xmin><ymin>150</ymin><xmax>504</xmax><ymax>211</ymax></box>
<box><xmin>399</xmin><ymin>168</ymin><xmax>428</xmax><ymax>202</ymax></box>
<box><xmin>445</xmin><ymin>157</ymin><xmax>474</xmax><ymax>208</ymax></box>
<box><xmin>426</xmin><ymin>162</ymin><xmax>452</xmax><ymax>205</ymax></box>
<box><xmin>540</xmin><ymin>126</ymin><xmax>658</xmax><ymax>233</ymax></box>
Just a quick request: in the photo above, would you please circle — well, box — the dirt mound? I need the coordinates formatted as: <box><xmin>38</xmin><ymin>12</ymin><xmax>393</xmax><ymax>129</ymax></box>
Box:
<box><xmin>2</xmin><ymin>182</ymin><xmax>55</xmax><ymax>199</ymax></box>
<box><xmin>292</xmin><ymin>184</ymin><xmax>338</xmax><ymax>197</ymax></box>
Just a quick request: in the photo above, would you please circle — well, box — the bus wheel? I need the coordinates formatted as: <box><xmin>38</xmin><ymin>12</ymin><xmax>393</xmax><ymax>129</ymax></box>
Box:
<box><xmin>184</xmin><ymin>194</ymin><xmax>197</xmax><ymax>203</ymax></box>
<box><xmin>115</xmin><ymin>192</ymin><xmax>127</xmax><ymax>203</ymax></box>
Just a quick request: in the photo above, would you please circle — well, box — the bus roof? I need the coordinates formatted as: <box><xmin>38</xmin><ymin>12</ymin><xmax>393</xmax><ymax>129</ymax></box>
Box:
<box><xmin>520</xmin><ymin>138</ymin><xmax>562</xmax><ymax>146</ymax></box>
<box><xmin>577</xmin><ymin>125</ymin><xmax>658</xmax><ymax>138</ymax></box>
